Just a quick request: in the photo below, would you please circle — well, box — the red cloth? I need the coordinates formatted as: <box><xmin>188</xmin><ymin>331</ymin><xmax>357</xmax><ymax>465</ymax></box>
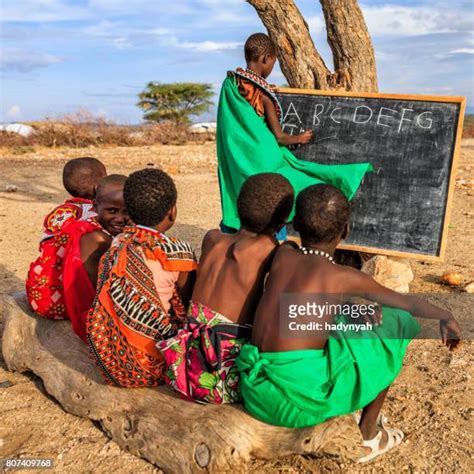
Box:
<box><xmin>26</xmin><ymin>198</ymin><xmax>96</xmax><ymax>321</ymax></box>
<box><xmin>62</xmin><ymin>220</ymin><xmax>100</xmax><ymax>342</ymax></box>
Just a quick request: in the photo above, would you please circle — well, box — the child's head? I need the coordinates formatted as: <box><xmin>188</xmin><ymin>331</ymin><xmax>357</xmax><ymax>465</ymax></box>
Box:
<box><xmin>124</xmin><ymin>168</ymin><xmax>177</xmax><ymax>231</ymax></box>
<box><xmin>95</xmin><ymin>174</ymin><xmax>129</xmax><ymax>236</ymax></box>
<box><xmin>244</xmin><ymin>33</ymin><xmax>277</xmax><ymax>78</ymax></box>
<box><xmin>294</xmin><ymin>184</ymin><xmax>350</xmax><ymax>246</ymax></box>
<box><xmin>237</xmin><ymin>173</ymin><xmax>294</xmax><ymax>235</ymax></box>
<box><xmin>62</xmin><ymin>157</ymin><xmax>107</xmax><ymax>200</ymax></box>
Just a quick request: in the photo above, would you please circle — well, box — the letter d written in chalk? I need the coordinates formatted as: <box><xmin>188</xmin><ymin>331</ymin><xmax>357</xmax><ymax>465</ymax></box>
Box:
<box><xmin>353</xmin><ymin>105</ymin><xmax>373</xmax><ymax>124</ymax></box>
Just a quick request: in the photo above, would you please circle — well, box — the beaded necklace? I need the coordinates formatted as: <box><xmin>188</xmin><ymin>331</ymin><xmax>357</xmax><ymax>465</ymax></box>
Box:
<box><xmin>298</xmin><ymin>245</ymin><xmax>336</xmax><ymax>265</ymax></box>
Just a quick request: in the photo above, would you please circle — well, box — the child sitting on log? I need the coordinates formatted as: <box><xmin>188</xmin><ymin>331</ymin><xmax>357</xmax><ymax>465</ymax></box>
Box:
<box><xmin>62</xmin><ymin>174</ymin><xmax>129</xmax><ymax>342</ymax></box>
<box><xmin>26</xmin><ymin>157</ymin><xmax>107</xmax><ymax>320</ymax></box>
<box><xmin>217</xmin><ymin>33</ymin><xmax>372</xmax><ymax>238</ymax></box>
<box><xmin>236</xmin><ymin>184</ymin><xmax>462</xmax><ymax>463</ymax></box>
<box><xmin>158</xmin><ymin>173</ymin><xmax>294</xmax><ymax>404</ymax></box>
<box><xmin>87</xmin><ymin>168</ymin><xmax>198</xmax><ymax>388</ymax></box>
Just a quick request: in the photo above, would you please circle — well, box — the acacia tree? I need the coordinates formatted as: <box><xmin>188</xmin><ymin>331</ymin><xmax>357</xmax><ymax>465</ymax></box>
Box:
<box><xmin>246</xmin><ymin>0</ymin><xmax>377</xmax><ymax>92</ymax></box>
<box><xmin>137</xmin><ymin>82</ymin><xmax>213</xmax><ymax>124</ymax></box>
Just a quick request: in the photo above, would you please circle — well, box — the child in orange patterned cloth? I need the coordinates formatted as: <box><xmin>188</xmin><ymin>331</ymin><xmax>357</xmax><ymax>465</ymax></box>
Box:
<box><xmin>26</xmin><ymin>157</ymin><xmax>107</xmax><ymax>319</ymax></box>
<box><xmin>87</xmin><ymin>168</ymin><xmax>198</xmax><ymax>388</ymax></box>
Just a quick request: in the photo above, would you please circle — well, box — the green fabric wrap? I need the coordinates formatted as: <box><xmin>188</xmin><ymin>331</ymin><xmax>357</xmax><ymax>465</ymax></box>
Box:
<box><xmin>216</xmin><ymin>75</ymin><xmax>374</xmax><ymax>229</ymax></box>
<box><xmin>236</xmin><ymin>306</ymin><xmax>420</xmax><ymax>428</ymax></box>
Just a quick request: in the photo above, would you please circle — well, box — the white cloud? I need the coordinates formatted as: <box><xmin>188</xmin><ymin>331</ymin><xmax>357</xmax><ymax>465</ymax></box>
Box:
<box><xmin>83</xmin><ymin>21</ymin><xmax>173</xmax><ymax>49</ymax></box>
<box><xmin>170</xmin><ymin>39</ymin><xmax>241</xmax><ymax>52</ymax></box>
<box><xmin>0</xmin><ymin>48</ymin><xmax>64</xmax><ymax>72</ymax></box>
<box><xmin>7</xmin><ymin>105</ymin><xmax>22</xmax><ymax>119</ymax></box>
<box><xmin>308</xmin><ymin>5</ymin><xmax>474</xmax><ymax>37</ymax></box>
<box><xmin>449</xmin><ymin>48</ymin><xmax>474</xmax><ymax>54</ymax></box>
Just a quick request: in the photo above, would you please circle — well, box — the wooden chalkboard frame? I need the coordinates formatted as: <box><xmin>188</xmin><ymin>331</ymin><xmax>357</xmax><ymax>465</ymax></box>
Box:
<box><xmin>275</xmin><ymin>87</ymin><xmax>466</xmax><ymax>262</ymax></box>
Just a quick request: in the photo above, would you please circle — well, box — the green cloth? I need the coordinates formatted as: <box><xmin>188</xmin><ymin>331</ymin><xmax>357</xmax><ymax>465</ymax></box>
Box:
<box><xmin>236</xmin><ymin>307</ymin><xmax>420</xmax><ymax>428</ymax></box>
<box><xmin>216</xmin><ymin>75</ymin><xmax>374</xmax><ymax>229</ymax></box>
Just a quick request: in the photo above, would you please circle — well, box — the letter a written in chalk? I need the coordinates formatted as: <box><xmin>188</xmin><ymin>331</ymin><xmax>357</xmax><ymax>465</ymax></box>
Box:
<box><xmin>283</xmin><ymin>102</ymin><xmax>302</xmax><ymax>123</ymax></box>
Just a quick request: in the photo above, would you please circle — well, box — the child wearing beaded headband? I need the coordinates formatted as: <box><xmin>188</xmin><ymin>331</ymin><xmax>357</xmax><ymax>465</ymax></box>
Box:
<box><xmin>216</xmin><ymin>33</ymin><xmax>372</xmax><ymax>238</ymax></box>
<box><xmin>236</xmin><ymin>184</ymin><xmax>462</xmax><ymax>463</ymax></box>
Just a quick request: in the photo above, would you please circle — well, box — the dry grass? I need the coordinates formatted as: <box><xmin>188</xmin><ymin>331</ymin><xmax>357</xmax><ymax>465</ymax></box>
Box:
<box><xmin>462</xmin><ymin>115</ymin><xmax>474</xmax><ymax>138</ymax></box>
<box><xmin>0</xmin><ymin>110</ymin><xmax>214</xmax><ymax>151</ymax></box>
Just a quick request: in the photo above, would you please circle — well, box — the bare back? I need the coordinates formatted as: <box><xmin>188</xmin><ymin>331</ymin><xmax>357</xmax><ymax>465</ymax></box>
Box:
<box><xmin>251</xmin><ymin>243</ymin><xmax>360</xmax><ymax>352</ymax></box>
<box><xmin>192</xmin><ymin>229</ymin><xmax>278</xmax><ymax>325</ymax></box>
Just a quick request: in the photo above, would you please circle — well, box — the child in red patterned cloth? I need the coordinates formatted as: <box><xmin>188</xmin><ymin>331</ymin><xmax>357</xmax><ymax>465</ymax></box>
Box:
<box><xmin>26</xmin><ymin>157</ymin><xmax>107</xmax><ymax>319</ymax></box>
<box><xmin>62</xmin><ymin>174</ymin><xmax>129</xmax><ymax>342</ymax></box>
<box><xmin>157</xmin><ymin>173</ymin><xmax>294</xmax><ymax>404</ymax></box>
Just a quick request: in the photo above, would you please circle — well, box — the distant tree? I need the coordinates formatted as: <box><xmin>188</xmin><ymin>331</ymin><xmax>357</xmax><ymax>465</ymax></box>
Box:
<box><xmin>137</xmin><ymin>82</ymin><xmax>214</xmax><ymax>124</ymax></box>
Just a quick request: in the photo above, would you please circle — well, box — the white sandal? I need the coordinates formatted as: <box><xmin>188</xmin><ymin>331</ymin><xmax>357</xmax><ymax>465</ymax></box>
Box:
<box><xmin>358</xmin><ymin>426</ymin><xmax>404</xmax><ymax>463</ymax></box>
<box><xmin>353</xmin><ymin>411</ymin><xmax>389</xmax><ymax>428</ymax></box>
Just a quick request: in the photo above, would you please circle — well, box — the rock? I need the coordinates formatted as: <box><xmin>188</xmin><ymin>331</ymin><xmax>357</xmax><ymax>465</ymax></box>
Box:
<box><xmin>0</xmin><ymin>380</ymin><xmax>13</xmax><ymax>388</ymax></box>
<box><xmin>5</xmin><ymin>185</ymin><xmax>18</xmax><ymax>193</ymax></box>
<box><xmin>1</xmin><ymin>293</ymin><xmax>363</xmax><ymax>473</ymax></box>
<box><xmin>462</xmin><ymin>281</ymin><xmax>474</xmax><ymax>293</ymax></box>
<box><xmin>361</xmin><ymin>256</ymin><xmax>414</xmax><ymax>293</ymax></box>
<box><xmin>440</xmin><ymin>272</ymin><xmax>464</xmax><ymax>287</ymax></box>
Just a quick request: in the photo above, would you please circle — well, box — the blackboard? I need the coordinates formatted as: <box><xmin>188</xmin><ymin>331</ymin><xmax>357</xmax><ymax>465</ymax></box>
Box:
<box><xmin>275</xmin><ymin>88</ymin><xmax>466</xmax><ymax>261</ymax></box>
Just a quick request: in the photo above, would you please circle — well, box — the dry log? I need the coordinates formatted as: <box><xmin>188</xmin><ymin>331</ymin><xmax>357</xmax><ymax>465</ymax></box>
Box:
<box><xmin>2</xmin><ymin>293</ymin><xmax>363</xmax><ymax>473</ymax></box>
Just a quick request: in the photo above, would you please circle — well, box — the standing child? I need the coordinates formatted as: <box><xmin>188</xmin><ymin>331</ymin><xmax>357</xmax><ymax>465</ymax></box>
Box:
<box><xmin>62</xmin><ymin>174</ymin><xmax>129</xmax><ymax>342</ymax></box>
<box><xmin>87</xmin><ymin>168</ymin><xmax>198</xmax><ymax>388</ymax></box>
<box><xmin>158</xmin><ymin>173</ymin><xmax>294</xmax><ymax>404</ymax></box>
<box><xmin>26</xmin><ymin>157</ymin><xmax>107</xmax><ymax>319</ymax></box>
<box><xmin>237</xmin><ymin>184</ymin><xmax>462</xmax><ymax>463</ymax></box>
<box><xmin>217</xmin><ymin>33</ymin><xmax>372</xmax><ymax>235</ymax></box>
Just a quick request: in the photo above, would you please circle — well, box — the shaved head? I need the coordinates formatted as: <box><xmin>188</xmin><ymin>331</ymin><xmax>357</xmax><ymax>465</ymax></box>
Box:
<box><xmin>63</xmin><ymin>157</ymin><xmax>106</xmax><ymax>199</ymax></box>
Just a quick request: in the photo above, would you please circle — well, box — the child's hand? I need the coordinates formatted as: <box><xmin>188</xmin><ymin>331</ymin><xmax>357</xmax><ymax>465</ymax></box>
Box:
<box><xmin>299</xmin><ymin>130</ymin><xmax>313</xmax><ymax>144</ymax></box>
<box><xmin>440</xmin><ymin>318</ymin><xmax>462</xmax><ymax>351</ymax></box>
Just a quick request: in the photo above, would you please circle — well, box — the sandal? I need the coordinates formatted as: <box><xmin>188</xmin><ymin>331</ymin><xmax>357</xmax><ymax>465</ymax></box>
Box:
<box><xmin>358</xmin><ymin>426</ymin><xmax>404</xmax><ymax>463</ymax></box>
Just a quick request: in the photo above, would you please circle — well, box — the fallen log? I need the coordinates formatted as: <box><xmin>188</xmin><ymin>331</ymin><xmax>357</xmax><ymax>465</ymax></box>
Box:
<box><xmin>2</xmin><ymin>293</ymin><xmax>363</xmax><ymax>472</ymax></box>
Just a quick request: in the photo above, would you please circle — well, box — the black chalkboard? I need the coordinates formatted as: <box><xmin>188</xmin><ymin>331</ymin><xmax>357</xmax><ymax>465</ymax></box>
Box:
<box><xmin>275</xmin><ymin>88</ymin><xmax>465</xmax><ymax>260</ymax></box>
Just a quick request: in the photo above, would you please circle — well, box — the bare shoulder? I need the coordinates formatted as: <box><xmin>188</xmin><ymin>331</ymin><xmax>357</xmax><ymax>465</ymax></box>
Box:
<box><xmin>81</xmin><ymin>229</ymin><xmax>112</xmax><ymax>249</ymax></box>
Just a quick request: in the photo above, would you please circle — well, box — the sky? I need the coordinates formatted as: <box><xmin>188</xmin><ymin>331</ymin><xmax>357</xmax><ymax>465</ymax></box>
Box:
<box><xmin>1</xmin><ymin>0</ymin><xmax>473</xmax><ymax>124</ymax></box>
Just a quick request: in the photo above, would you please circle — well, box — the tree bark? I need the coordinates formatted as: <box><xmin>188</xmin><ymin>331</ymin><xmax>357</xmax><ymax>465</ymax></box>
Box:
<box><xmin>320</xmin><ymin>0</ymin><xmax>377</xmax><ymax>92</ymax></box>
<box><xmin>246</xmin><ymin>0</ymin><xmax>378</xmax><ymax>92</ymax></box>
<box><xmin>2</xmin><ymin>293</ymin><xmax>363</xmax><ymax>473</ymax></box>
<box><xmin>246</xmin><ymin>0</ymin><xmax>331</xmax><ymax>89</ymax></box>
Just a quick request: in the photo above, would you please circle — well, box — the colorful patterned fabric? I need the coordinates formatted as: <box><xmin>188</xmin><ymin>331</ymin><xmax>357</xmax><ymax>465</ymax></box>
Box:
<box><xmin>232</xmin><ymin>67</ymin><xmax>283</xmax><ymax>121</ymax></box>
<box><xmin>42</xmin><ymin>198</ymin><xmax>97</xmax><ymax>241</ymax></box>
<box><xmin>87</xmin><ymin>226</ymin><xmax>198</xmax><ymax>388</ymax></box>
<box><xmin>157</xmin><ymin>301</ymin><xmax>251</xmax><ymax>404</ymax></box>
<box><xmin>62</xmin><ymin>220</ymin><xmax>104</xmax><ymax>342</ymax></box>
<box><xmin>26</xmin><ymin>198</ymin><xmax>97</xmax><ymax>320</ymax></box>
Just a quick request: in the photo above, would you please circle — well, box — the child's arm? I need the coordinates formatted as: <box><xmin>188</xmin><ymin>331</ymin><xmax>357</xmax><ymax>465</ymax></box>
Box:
<box><xmin>80</xmin><ymin>231</ymin><xmax>112</xmax><ymax>287</ymax></box>
<box><xmin>262</xmin><ymin>94</ymin><xmax>313</xmax><ymax>146</ymax></box>
<box><xmin>345</xmin><ymin>268</ymin><xmax>462</xmax><ymax>350</ymax></box>
<box><xmin>176</xmin><ymin>270</ymin><xmax>196</xmax><ymax>308</ymax></box>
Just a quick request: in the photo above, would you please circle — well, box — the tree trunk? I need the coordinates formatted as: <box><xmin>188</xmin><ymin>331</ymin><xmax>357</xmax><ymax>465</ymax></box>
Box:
<box><xmin>2</xmin><ymin>293</ymin><xmax>363</xmax><ymax>473</ymax></box>
<box><xmin>320</xmin><ymin>0</ymin><xmax>377</xmax><ymax>92</ymax></box>
<box><xmin>246</xmin><ymin>0</ymin><xmax>378</xmax><ymax>92</ymax></box>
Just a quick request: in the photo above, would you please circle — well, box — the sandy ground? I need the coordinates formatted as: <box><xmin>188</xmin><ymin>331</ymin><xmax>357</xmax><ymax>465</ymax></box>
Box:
<box><xmin>0</xmin><ymin>141</ymin><xmax>473</xmax><ymax>473</ymax></box>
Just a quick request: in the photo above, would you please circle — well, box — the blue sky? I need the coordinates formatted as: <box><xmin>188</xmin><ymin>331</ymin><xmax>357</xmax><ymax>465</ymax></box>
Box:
<box><xmin>1</xmin><ymin>0</ymin><xmax>473</xmax><ymax>123</ymax></box>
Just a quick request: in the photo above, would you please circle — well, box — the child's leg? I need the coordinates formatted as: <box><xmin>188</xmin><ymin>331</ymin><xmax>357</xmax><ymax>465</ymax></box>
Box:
<box><xmin>359</xmin><ymin>386</ymin><xmax>389</xmax><ymax>441</ymax></box>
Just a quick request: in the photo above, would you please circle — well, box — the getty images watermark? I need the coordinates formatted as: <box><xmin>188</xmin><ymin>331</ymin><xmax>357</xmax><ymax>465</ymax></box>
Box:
<box><xmin>279</xmin><ymin>293</ymin><xmax>471</xmax><ymax>340</ymax></box>
<box><xmin>280</xmin><ymin>294</ymin><xmax>380</xmax><ymax>339</ymax></box>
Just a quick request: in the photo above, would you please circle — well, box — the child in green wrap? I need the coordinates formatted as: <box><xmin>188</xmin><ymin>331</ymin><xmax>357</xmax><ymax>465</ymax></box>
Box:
<box><xmin>217</xmin><ymin>33</ymin><xmax>372</xmax><ymax>239</ymax></box>
<box><xmin>236</xmin><ymin>184</ymin><xmax>462</xmax><ymax>463</ymax></box>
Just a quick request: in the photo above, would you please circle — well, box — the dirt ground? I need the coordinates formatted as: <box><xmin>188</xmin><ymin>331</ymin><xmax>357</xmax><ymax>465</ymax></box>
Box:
<box><xmin>0</xmin><ymin>141</ymin><xmax>472</xmax><ymax>473</ymax></box>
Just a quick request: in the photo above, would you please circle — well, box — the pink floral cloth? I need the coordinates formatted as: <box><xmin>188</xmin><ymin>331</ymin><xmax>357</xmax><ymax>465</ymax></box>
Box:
<box><xmin>157</xmin><ymin>301</ymin><xmax>251</xmax><ymax>404</ymax></box>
